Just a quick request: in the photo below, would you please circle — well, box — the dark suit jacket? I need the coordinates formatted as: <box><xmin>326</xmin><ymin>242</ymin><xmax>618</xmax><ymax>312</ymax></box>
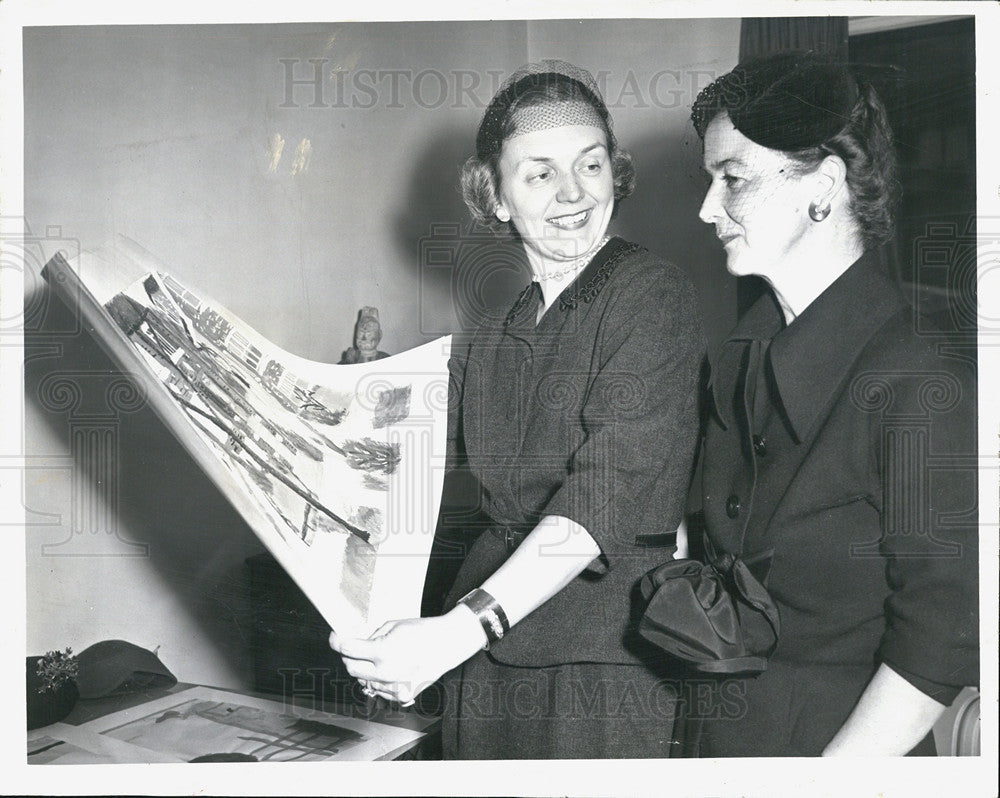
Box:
<box><xmin>445</xmin><ymin>237</ymin><xmax>706</xmax><ymax>667</ymax></box>
<box><xmin>696</xmin><ymin>249</ymin><xmax>978</xmax><ymax>757</ymax></box>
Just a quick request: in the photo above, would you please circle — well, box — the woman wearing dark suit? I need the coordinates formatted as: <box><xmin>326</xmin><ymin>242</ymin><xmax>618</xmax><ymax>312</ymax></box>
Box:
<box><xmin>330</xmin><ymin>61</ymin><xmax>705</xmax><ymax>758</ymax></box>
<box><xmin>688</xmin><ymin>52</ymin><xmax>978</xmax><ymax>756</ymax></box>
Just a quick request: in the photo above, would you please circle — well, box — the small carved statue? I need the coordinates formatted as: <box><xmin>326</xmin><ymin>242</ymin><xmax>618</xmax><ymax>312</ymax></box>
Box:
<box><xmin>340</xmin><ymin>306</ymin><xmax>389</xmax><ymax>364</ymax></box>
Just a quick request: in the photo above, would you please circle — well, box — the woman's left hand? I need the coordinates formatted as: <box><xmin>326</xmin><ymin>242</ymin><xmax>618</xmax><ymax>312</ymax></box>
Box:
<box><xmin>329</xmin><ymin>606</ymin><xmax>486</xmax><ymax>705</ymax></box>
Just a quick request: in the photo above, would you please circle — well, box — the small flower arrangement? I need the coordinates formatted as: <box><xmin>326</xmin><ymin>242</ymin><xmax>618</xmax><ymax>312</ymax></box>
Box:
<box><xmin>35</xmin><ymin>647</ymin><xmax>79</xmax><ymax>694</ymax></box>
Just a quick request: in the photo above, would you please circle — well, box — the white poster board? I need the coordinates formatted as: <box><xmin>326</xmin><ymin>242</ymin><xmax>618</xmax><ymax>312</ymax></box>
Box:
<box><xmin>43</xmin><ymin>241</ymin><xmax>451</xmax><ymax>638</ymax></box>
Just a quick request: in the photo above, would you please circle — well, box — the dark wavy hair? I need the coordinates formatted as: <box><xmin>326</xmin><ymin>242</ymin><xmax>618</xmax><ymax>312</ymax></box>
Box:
<box><xmin>461</xmin><ymin>69</ymin><xmax>635</xmax><ymax>232</ymax></box>
<box><xmin>691</xmin><ymin>52</ymin><xmax>900</xmax><ymax>251</ymax></box>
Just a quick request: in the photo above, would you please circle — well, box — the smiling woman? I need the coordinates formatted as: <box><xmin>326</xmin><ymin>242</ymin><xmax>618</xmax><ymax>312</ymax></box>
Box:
<box><xmin>329</xmin><ymin>60</ymin><xmax>706</xmax><ymax>759</ymax></box>
<box><xmin>495</xmin><ymin>124</ymin><xmax>615</xmax><ymax>275</ymax></box>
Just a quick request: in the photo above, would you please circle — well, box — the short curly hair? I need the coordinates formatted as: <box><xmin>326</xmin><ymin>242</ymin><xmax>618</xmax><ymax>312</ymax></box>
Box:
<box><xmin>691</xmin><ymin>52</ymin><xmax>900</xmax><ymax>251</ymax></box>
<box><xmin>461</xmin><ymin>69</ymin><xmax>635</xmax><ymax>232</ymax></box>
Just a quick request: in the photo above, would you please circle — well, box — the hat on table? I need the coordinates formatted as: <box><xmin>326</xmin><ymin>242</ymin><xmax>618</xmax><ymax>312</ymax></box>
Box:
<box><xmin>75</xmin><ymin>639</ymin><xmax>177</xmax><ymax>699</ymax></box>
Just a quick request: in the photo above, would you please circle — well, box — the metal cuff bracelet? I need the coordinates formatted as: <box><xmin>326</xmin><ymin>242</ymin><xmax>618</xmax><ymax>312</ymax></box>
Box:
<box><xmin>458</xmin><ymin>588</ymin><xmax>511</xmax><ymax>650</ymax></box>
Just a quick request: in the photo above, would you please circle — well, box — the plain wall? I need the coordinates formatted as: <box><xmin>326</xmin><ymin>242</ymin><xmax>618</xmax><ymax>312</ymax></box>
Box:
<box><xmin>23</xmin><ymin>20</ymin><xmax>740</xmax><ymax>688</ymax></box>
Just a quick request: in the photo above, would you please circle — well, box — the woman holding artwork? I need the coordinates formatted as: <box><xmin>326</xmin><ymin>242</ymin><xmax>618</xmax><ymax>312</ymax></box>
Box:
<box><xmin>331</xmin><ymin>60</ymin><xmax>706</xmax><ymax>758</ymax></box>
<box><xmin>678</xmin><ymin>51</ymin><xmax>978</xmax><ymax>756</ymax></box>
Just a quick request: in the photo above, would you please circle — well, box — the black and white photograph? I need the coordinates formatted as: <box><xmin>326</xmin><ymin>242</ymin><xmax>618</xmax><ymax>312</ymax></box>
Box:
<box><xmin>2</xmin><ymin>1</ymin><xmax>996</xmax><ymax>796</ymax></box>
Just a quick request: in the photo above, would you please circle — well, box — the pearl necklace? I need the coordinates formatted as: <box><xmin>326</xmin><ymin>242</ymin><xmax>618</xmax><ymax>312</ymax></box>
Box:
<box><xmin>535</xmin><ymin>235</ymin><xmax>611</xmax><ymax>283</ymax></box>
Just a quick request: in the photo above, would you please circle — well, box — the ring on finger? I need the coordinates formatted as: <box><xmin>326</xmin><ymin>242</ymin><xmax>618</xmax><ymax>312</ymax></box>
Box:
<box><xmin>360</xmin><ymin>681</ymin><xmax>378</xmax><ymax>699</ymax></box>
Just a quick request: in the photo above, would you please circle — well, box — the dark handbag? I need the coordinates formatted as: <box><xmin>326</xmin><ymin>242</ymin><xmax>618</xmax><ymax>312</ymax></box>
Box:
<box><xmin>637</xmin><ymin>550</ymin><xmax>780</xmax><ymax>675</ymax></box>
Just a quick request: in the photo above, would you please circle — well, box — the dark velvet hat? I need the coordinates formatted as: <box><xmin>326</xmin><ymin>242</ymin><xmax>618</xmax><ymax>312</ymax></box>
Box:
<box><xmin>75</xmin><ymin>639</ymin><xmax>177</xmax><ymax>699</ymax></box>
<box><xmin>691</xmin><ymin>51</ymin><xmax>860</xmax><ymax>151</ymax></box>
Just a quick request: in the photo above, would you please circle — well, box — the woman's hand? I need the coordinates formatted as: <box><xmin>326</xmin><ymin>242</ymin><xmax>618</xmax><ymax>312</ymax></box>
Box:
<box><xmin>329</xmin><ymin>605</ymin><xmax>486</xmax><ymax>705</ymax></box>
<box><xmin>821</xmin><ymin>664</ymin><xmax>947</xmax><ymax>755</ymax></box>
<box><xmin>330</xmin><ymin>515</ymin><xmax>600</xmax><ymax>705</ymax></box>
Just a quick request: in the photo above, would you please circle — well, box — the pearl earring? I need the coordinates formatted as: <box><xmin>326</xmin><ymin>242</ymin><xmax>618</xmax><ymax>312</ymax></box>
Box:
<box><xmin>809</xmin><ymin>201</ymin><xmax>831</xmax><ymax>222</ymax></box>
<box><xmin>496</xmin><ymin>206</ymin><xmax>511</xmax><ymax>223</ymax></box>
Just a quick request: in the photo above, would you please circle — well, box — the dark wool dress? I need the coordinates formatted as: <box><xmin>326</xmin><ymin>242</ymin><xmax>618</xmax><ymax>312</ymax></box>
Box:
<box><xmin>439</xmin><ymin>237</ymin><xmax>706</xmax><ymax>759</ymax></box>
<box><xmin>691</xmin><ymin>250</ymin><xmax>978</xmax><ymax>757</ymax></box>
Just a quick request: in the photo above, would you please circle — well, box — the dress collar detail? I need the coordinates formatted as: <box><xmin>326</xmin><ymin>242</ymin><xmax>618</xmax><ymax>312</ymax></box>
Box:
<box><xmin>559</xmin><ymin>237</ymin><xmax>640</xmax><ymax>311</ymax></box>
<box><xmin>709</xmin><ymin>249</ymin><xmax>907</xmax><ymax>440</ymax></box>
<box><xmin>503</xmin><ymin>237</ymin><xmax>638</xmax><ymax>328</ymax></box>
